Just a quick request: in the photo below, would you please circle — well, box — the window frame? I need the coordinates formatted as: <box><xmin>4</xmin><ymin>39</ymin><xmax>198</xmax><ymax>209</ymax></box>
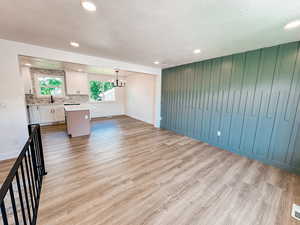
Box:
<box><xmin>34</xmin><ymin>73</ymin><xmax>66</xmax><ymax>98</ymax></box>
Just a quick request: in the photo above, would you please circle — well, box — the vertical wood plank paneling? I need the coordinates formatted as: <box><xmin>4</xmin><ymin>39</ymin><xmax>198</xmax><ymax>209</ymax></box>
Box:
<box><xmin>270</xmin><ymin>42</ymin><xmax>299</xmax><ymax>163</ymax></box>
<box><xmin>286</xmin><ymin>47</ymin><xmax>300</xmax><ymax>164</ymax></box>
<box><xmin>240</xmin><ymin>50</ymin><xmax>261</xmax><ymax>154</ymax></box>
<box><xmin>190</xmin><ymin>63</ymin><xmax>197</xmax><ymax>138</ymax></box>
<box><xmin>161</xmin><ymin>41</ymin><xmax>300</xmax><ymax>174</ymax></box>
<box><xmin>228</xmin><ymin>53</ymin><xmax>246</xmax><ymax>152</ymax></box>
<box><xmin>194</xmin><ymin>62</ymin><xmax>203</xmax><ymax>139</ymax></box>
<box><xmin>228</xmin><ymin>54</ymin><xmax>243</xmax><ymax>149</ymax></box>
<box><xmin>185</xmin><ymin>65</ymin><xmax>193</xmax><ymax>136</ymax></box>
<box><xmin>202</xmin><ymin>60</ymin><xmax>212</xmax><ymax>141</ymax></box>
<box><xmin>219</xmin><ymin>56</ymin><xmax>233</xmax><ymax>146</ymax></box>
<box><xmin>253</xmin><ymin>46</ymin><xmax>278</xmax><ymax>157</ymax></box>
<box><xmin>209</xmin><ymin>58</ymin><xmax>222</xmax><ymax>143</ymax></box>
<box><xmin>291</xmin><ymin>96</ymin><xmax>300</xmax><ymax>168</ymax></box>
<box><xmin>169</xmin><ymin>68</ymin><xmax>174</xmax><ymax>130</ymax></box>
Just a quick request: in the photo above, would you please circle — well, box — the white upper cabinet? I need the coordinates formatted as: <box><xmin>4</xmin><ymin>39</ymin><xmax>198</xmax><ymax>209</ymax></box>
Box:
<box><xmin>65</xmin><ymin>71</ymin><xmax>89</xmax><ymax>95</ymax></box>
<box><xmin>21</xmin><ymin>67</ymin><xmax>33</xmax><ymax>94</ymax></box>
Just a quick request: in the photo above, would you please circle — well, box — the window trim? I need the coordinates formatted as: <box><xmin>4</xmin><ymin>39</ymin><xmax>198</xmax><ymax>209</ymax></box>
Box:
<box><xmin>34</xmin><ymin>73</ymin><xmax>66</xmax><ymax>98</ymax></box>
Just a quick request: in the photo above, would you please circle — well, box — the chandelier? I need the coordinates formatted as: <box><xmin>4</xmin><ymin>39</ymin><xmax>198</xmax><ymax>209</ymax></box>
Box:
<box><xmin>111</xmin><ymin>69</ymin><xmax>125</xmax><ymax>87</ymax></box>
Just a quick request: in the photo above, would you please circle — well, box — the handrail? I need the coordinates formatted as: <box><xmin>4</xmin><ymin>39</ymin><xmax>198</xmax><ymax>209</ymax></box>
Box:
<box><xmin>0</xmin><ymin>124</ymin><xmax>47</xmax><ymax>225</ymax></box>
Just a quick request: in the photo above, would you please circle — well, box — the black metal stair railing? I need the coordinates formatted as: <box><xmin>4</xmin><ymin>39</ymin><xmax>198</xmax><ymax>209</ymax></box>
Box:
<box><xmin>0</xmin><ymin>124</ymin><xmax>47</xmax><ymax>225</ymax></box>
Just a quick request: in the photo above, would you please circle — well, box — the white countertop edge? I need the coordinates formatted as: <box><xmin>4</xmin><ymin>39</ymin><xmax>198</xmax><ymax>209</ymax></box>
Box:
<box><xmin>64</xmin><ymin>105</ymin><xmax>91</xmax><ymax>112</ymax></box>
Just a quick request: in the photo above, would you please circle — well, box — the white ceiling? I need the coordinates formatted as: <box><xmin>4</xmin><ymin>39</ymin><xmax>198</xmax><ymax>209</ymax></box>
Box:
<box><xmin>2</xmin><ymin>0</ymin><xmax>300</xmax><ymax>68</ymax></box>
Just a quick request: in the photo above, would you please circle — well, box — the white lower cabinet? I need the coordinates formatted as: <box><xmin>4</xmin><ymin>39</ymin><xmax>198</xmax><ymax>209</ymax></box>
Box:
<box><xmin>39</xmin><ymin>105</ymin><xmax>55</xmax><ymax>124</ymax></box>
<box><xmin>28</xmin><ymin>105</ymin><xmax>65</xmax><ymax>124</ymax></box>
<box><xmin>54</xmin><ymin>105</ymin><xmax>65</xmax><ymax>122</ymax></box>
<box><xmin>28</xmin><ymin>105</ymin><xmax>41</xmax><ymax>124</ymax></box>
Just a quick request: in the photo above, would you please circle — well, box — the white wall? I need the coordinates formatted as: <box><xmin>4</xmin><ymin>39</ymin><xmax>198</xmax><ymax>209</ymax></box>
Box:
<box><xmin>0</xmin><ymin>45</ymin><xmax>28</xmax><ymax>160</ymax></box>
<box><xmin>0</xmin><ymin>38</ymin><xmax>161</xmax><ymax>160</ymax></box>
<box><xmin>88</xmin><ymin>74</ymin><xmax>125</xmax><ymax>118</ymax></box>
<box><xmin>125</xmin><ymin>73</ymin><xmax>156</xmax><ymax>125</ymax></box>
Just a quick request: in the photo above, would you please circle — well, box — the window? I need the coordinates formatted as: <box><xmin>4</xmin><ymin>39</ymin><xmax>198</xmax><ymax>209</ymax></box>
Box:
<box><xmin>35</xmin><ymin>74</ymin><xmax>65</xmax><ymax>97</ymax></box>
<box><xmin>89</xmin><ymin>81</ymin><xmax>115</xmax><ymax>102</ymax></box>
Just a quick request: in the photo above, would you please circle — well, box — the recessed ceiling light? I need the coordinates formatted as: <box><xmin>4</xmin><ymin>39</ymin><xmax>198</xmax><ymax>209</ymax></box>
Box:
<box><xmin>193</xmin><ymin>49</ymin><xmax>201</xmax><ymax>54</ymax></box>
<box><xmin>70</xmin><ymin>41</ymin><xmax>80</xmax><ymax>48</ymax></box>
<box><xmin>77</xmin><ymin>69</ymin><xmax>83</xmax><ymax>72</ymax></box>
<box><xmin>154</xmin><ymin>61</ymin><xmax>160</xmax><ymax>65</ymax></box>
<box><xmin>284</xmin><ymin>20</ymin><xmax>300</xmax><ymax>30</ymax></box>
<box><xmin>24</xmin><ymin>63</ymin><xmax>32</xmax><ymax>66</ymax></box>
<box><xmin>81</xmin><ymin>0</ymin><xmax>96</xmax><ymax>12</ymax></box>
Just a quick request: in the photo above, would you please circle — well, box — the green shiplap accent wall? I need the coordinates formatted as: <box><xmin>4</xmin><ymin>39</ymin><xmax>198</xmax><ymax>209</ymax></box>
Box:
<box><xmin>161</xmin><ymin>41</ymin><xmax>300</xmax><ymax>174</ymax></box>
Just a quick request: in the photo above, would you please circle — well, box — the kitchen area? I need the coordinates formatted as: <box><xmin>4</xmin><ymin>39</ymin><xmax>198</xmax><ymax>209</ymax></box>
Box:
<box><xmin>19</xmin><ymin>56</ymin><xmax>127</xmax><ymax>137</ymax></box>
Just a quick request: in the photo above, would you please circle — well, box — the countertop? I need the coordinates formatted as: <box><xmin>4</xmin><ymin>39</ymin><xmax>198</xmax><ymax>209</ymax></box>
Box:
<box><xmin>27</xmin><ymin>103</ymin><xmax>64</xmax><ymax>106</ymax></box>
<box><xmin>64</xmin><ymin>105</ymin><xmax>91</xmax><ymax>112</ymax></box>
<box><xmin>27</xmin><ymin>103</ymin><xmax>85</xmax><ymax>107</ymax></box>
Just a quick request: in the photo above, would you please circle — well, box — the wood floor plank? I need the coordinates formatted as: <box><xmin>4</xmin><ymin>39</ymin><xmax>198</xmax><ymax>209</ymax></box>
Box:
<box><xmin>11</xmin><ymin>115</ymin><xmax>300</xmax><ymax>225</ymax></box>
<box><xmin>0</xmin><ymin>158</ymin><xmax>15</xmax><ymax>184</ymax></box>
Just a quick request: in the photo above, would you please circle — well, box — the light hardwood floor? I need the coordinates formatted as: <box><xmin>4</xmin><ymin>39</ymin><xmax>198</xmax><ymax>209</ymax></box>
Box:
<box><xmin>0</xmin><ymin>159</ymin><xmax>15</xmax><ymax>184</ymax></box>
<box><xmin>33</xmin><ymin>116</ymin><xmax>300</xmax><ymax>225</ymax></box>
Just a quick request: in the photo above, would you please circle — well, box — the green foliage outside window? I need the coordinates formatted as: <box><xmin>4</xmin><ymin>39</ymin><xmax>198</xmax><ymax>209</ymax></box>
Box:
<box><xmin>39</xmin><ymin>77</ymin><xmax>63</xmax><ymax>96</ymax></box>
<box><xmin>90</xmin><ymin>81</ymin><xmax>114</xmax><ymax>101</ymax></box>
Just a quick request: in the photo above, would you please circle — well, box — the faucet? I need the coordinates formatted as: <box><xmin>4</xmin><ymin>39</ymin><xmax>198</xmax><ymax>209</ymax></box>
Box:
<box><xmin>50</xmin><ymin>95</ymin><xmax>54</xmax><ymax>104</ymax></box>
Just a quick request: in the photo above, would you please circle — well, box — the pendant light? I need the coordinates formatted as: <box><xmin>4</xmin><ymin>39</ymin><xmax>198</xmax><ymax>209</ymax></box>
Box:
<box><xmin>111</xmin><ymin>69</ymin><xmax>125</xmax><ymax>87</ymax></box>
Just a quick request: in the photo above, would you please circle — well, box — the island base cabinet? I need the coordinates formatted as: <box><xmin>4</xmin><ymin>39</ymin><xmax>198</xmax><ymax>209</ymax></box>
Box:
<box><xmin>66</xmin><ymin>110</ymin><xmax>90</xmax><ymax>137</ymax></box>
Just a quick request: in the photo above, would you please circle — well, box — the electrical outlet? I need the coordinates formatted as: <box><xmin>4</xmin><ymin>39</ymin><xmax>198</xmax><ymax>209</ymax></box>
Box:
<box><xmin>292</xmin><ymin>204</ymin><xmax>300</xmax><ymax>221</ymax></box>
<box><xmin>217</xmin><ymin>131</ymin><xmax>221</xmax><ymax>137</ymax></box>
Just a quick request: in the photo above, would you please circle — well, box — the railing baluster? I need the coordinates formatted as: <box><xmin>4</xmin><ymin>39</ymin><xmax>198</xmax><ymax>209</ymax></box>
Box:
<box><xmin>21</xmin><ymin>162</ymin><xmax>32</xmax><ymax>223</ymax></box>
<box><xmin>36</xmin><ymin>125</ymin><xmax>47</xmax><ymax>175</ymax></box>
<box><xmin>1</xmin><ymin>124</ymin><xmax>46</xmax><ymax>225</ymax></box>
<box><xmin>9</xmin><ymin>184</ymin><xmax>20</xmax><ymax>225</ymax></box>
<box><xmin>24</xmin><ymin>152</ymin><xmax>36</xmax><ymax>212</ymax></box>
<box><xmin>33</xmin><ymin>134</ymin><xmax>42</xmax><ymax>187</ymax></box>
<box><xmin>27</xmin><ymin>150</ymin><xmax>39</xmax><ymax>201</ymax></box>
<box><xmin>33</xmin><ymin>130</ymin><xmax>43</xmax><ymax>190</ymax></box>
<box><xmin>28</xmin><ymin>126</ymin><xmax>39</xmax><ymax>186</ymax></box>
<box><xmin>1</xmin><ymin>201</ymin><xmax>9</xmax><ymax>225</ymax></box>
<box><xmin>16</xmin><ymin>172</ymin><xmax>28</xmax><ymax>225</ymax></box>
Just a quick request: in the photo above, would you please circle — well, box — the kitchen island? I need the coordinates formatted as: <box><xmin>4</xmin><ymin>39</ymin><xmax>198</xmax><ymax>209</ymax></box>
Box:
<box><xmin>64</xmin><ymin>105</ymin><xmax>91</xmax><ymax>137</ymax></box>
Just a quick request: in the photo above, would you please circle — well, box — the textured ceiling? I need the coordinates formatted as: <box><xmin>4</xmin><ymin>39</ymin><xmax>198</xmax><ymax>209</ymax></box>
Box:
<box><xmin>1</xmin><ymin>0</ymin><xmax>300</xmax><ymax>68</ymax></box>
